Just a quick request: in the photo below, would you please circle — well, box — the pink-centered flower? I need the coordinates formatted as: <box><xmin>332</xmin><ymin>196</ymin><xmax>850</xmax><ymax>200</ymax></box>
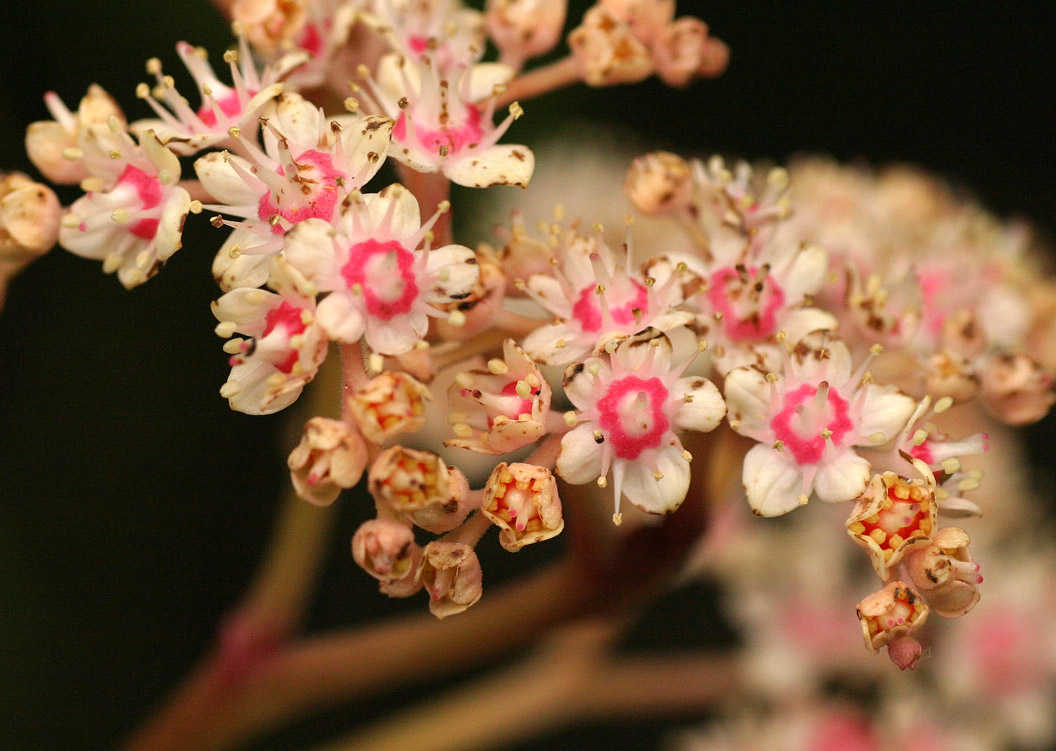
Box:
<box><xmin>211</xmin><ymin>256</ymin><xmax>327</xmax><ymax>414</ymax></box>
<box><xmin>283</xmin><ymin>183</ymin><xmax>479</xmax><ymax>355</ymax></box>
<box><xmin>725</xmin><ymin>331</ymin><xmax>916</xmax><ymax>517</ymax></box>
<box><xmin>556</xmin><ymin>328</ymin><xmax>725</xmax><ymax>523</ymax></box>
<box><xmin>195</xmin><ymin>94</ymin><xmax>392</xmax><ymax>290</ymax></box>
<box><xmin>132</xmin><ymin>36</ymin><xmax>292</xmax><ymax>155</ymax></box>
<box><xmin>357</xmin><ymin>52</ymin><xmax>534</xmax><ymax>188</ymax></box>
<box><xmin>58</xmin><ymin>124</ymin><xmax>192</xmax><ymax>289</ymax></box>
<box><xmin>520</xmin><ymin>228</ymin><xmax>692</xmax><ymax>365</ymax></box>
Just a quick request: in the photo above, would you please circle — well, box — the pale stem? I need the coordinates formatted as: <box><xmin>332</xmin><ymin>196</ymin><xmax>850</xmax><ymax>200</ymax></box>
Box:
<box><xmin>522</xmin><ymin>431</ymin><xmax>564</xmax><ymax>470</ymax></box>
<box><xmin>318</xmin><ymin>618</ymin><xmax>736</xmax><ymax>751</ymax></box>
<box><xmin>178</xmin><ymin>179</ymin><xmax>215</xmax><ymax>203</ymax></box>
<box><xmin>340</xmin><ymin>340</ymin><xmax>367</xmax><ymax>424</ymax></box>
<box><xmin>494</xmin><ymin>56</ymin><xmax>583</xmax><ymax>109</ymax></box>
<box><xmin>441</xmin><ymin>508</ymin><xmax>493</xmax><ymax>547</ymax></box>
<box><xmin>490</xmin><ymin>307</ymin><xmax>545</xmax><ymax>338</ymax></box>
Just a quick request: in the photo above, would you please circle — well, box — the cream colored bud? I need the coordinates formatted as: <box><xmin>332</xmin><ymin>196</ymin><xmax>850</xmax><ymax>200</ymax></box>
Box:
<box><xmin>352</xmin><ymin>519</ymin><xmax>421</xmax><ymax>583</ymax></box>
<box><xmin>486</xmin><ymin>0</ymin><xmax>566</xmax><ymax>68</ymax></box>
<box><xmin>625</xmin><ymin>151</ymin><xmax>693</xmax><ymax>215</ymax></box>
<box><xmin>652</xmin><ymin>17</ymin><xmax>711</xmax><ymax>88</ymax></box>
<box><xmin>232</xmin><ymin>0</ymin><xmax>308</xmax><ymax>53</ymax></box>
<box><xmin>941</xmin><ymin>309</ymin><xmax>987</xmax><ymax>359</ymax></box>
<box><xmin>416</xmin><ymin>541</ymin><xmax>483</xmax><ymax>619</ymax></box>
<box><xmin>598</xmin><ymin>0</ymin><xmax>674</xmax><ymax>46</ymax></box>
<box><xmin>26</xmin><ymin>85</ymin><xmax>124</xmax><ymax>184</ymax></box>
<box><xmin>568</xmin><ymin>7</ymin><xmax>653</xmax><ymax>87</ymax></box>
<box><xmin>904</xmin><ymin>526</ymin><xmax>981</xmax><ymax>618</ymax></box>
<box><xmin>347</xmin><ymin>371</ymin><xmax>431</xmax><ymax>444</ymax></box>
<box><xmin>1</xmin><ymin>173</ymin><xmax>62</xmax><ymax>307</ymax></box>
<box><xmin>979</xmin><ymin>352</ymin><xmax>1055</xmax><ymax>425</ymax></box>
<box><xmin>856</xmin><ymin>580</ymin><xmax>929</xmax><ymax>653</ymax></box>
<box><xmin>369</xmin><ymin>447</ymin><xmax>473</xmax><ymax>534</ymax></box>
<box><xmin>482</xmin><ymin>462</ymin><xmax>564</xmax><ymax>551</ymax></box>
<box><xmin>287</xmin><ymin>417</ymin><xmax>368</xmax><ymax>506</ymax></box>
<box><xmin>925</xmin><ymin>350</ymin><xmax>980</xmax><ymax>403</ymax></box>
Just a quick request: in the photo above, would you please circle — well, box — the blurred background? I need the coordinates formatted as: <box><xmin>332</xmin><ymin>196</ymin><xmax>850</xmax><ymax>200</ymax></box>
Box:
<box><xmin>1</xmin><ymin>2</ymin><xmax>1054</xmax><ymax>750</ymax></box>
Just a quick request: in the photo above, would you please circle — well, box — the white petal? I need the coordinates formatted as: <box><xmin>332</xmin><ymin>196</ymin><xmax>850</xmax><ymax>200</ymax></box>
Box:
<box><xmin>316</xmin><ymin>291</ymin><xmax>365</xmax><ymax>343</ymax></box>
<box><xmin>211</xmin><ymin>287</ymin><xmax>279</xmax><ymax>333</ymax></box>
<box><xmin>780</xmin><ymin>307</ymin><xmax>838</xmax><ymax>344</ymax></box>
<box><xmin>284</xmin><ymin>218</ymin><xmax>338</xmax><ymax>287</ymax></box>
<box><xmin>780</xmin><ymin>242</ymin><xmax>829</xmax><ymax>301</ymax></box>
<box><xmin>858</xmin><ymin>385</ymin><xmax>916</xmax><ymax>444</ymax></box>
<box><xmin>444</xmin><ymin>144</ymin><xmax>534</xmax><ymax>189</ymax></box>
<box><xmin>813</xmin><ymin>450</ymin><xmax>870</xmax><ymax>503</ymax></box>
<box><xmin>227</xmin><ymin>361</ymin><xmax>301</xmax><ymax>415</ymax></box>
<box><xmin>426</xmin><ymin>244</ymin><xmax>479</xmax><ymax>300</ymax></box>
<box><xmin>155</xmin><ymin>187</ymin><xmax>191</xmax><ymax>261</ymax></box>
<box><xmin>723</xmin><ymin>366</ymin><xmax>771</xmax><ymax>432</ymax></box>
<box><xmin>365</xmin><ymin>313</ymin><xmax>426</xmax><ymax>356</ymax></box>
<box><xmin>742</xmin><ymin>443</ymin><xmax>804</xmax><ymax>517</ymax></box>
<box><xmin>525</xmin><ymin>274</ymin><xmax>571</xmax><ymax>316</ymax></box>
<box><xmin>267</xmin><ymin>92</ymin><xmax>324</xmax><ymax>153</ymax></box>
<box><xmin>673</xmin><ymin>376</ymin><xmax>726</xmax><ymax>433</ymax></box>
<box><xmin>366</xmin><ymin>184</ymin><xmax>421</xmax><ymax>240</ymax></box>
<box><xmin>561</xmin><ymin>358</ymin><xmax>608</xmax><ymax>411</ymax></box>
<box><xmin>212</xmin><ymin>230</ymin><xmax>270</xmax><ymax>291</ymax></box>
<box><xmin>620</xmin><ymin>446</ymin><xmax>691</xmax><ymax>514</ymax></box>
<box><xmin>465</xmin><ymin>63</ymin><xmax>515</xmax><ymax>102</ymax></box>
<box><xmin>791</xmin><ymin>330</ymin><xmax>853</xmax><ymax>384</ymax></box>
<box><xmin>555</xmin><ymin>425</ymin><xmax>604</xmax><ymax>485</ymax></box>
<box><xmin>194</xmin><ymin>152</ymin><xmax>260</xmax><ymax>206</ymax></box>
<box><xmin>337</xmin><ymin>115</ymin><xmax>393</xmax><ymax>185</ymax></box>
<box><xmin>522</xmin><ymin>321</ymin><xmax>590</xmax><ymax>366</ymax></box>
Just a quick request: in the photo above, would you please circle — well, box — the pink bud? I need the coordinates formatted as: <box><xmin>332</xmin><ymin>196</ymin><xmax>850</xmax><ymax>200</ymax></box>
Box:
<box><xmin>352</xmin><ymin>519</ymin><xmax>420</xmax><ymax>583</ymax></box>
<box><xmin>416</xmin><ymin>542</ymin><xmax>483</xmax><ymax>619</ymax></box>
<box><xmin>368</xmin><ymin>447</ymin><xmax>473</xmax><ymax>533</ymax></box>
<box><xmin>287</xmin><ymin>417</ymin><xmax>368</xmax><ymax>506</ymax></box>
<box><xmin>887</xmin><ymin>636</ymin><xmax>924</xmax><ymax>670</ymax></box>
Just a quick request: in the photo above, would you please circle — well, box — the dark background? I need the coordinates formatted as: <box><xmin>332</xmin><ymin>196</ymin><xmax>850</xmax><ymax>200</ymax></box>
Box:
<box><xmin>1</xmin><ymin>2</ymin><xmax>1054</xmax><ymax>750</ymax></box>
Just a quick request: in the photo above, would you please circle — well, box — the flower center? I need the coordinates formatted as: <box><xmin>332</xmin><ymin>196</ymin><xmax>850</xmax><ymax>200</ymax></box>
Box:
<box><xmin>197</xmin><ymin>89</ymin><xmax>246</xmax><ymax>128</ymax></box>
<box><xmin>262</xmin><ymin>300</ymin><xmax>308</xmax><ymax>373</ymax></box>
<box><xmin>770</xmin><ymin>382</ymin><xmax>852</xmax><ymax>464</ymax></box>
<box><xmin>706</xmin><ymin>265</ymin><xmax>785</xmax><ymax>340</ymax></box>
<box><xmin>341</xmin><ymin>238</ymin><xmax>419</xmax><ymax>321</ymax></box>
<box><xmin>596</xmin><ymin>375</ymin><xmax>670</xmax><ymax>459</ymax></box>
<box><xmin>571</xmin><ymin>280</ymin><xmax>648</xmax><ymax>333</ymax></box>
<box><xmin>112</xmin><ymin>164</ymin><xmax>164</xmax><ymax>240</ymax></box>
<box><xmin>394</xmin><ymin>104</ymin><xmax>484</xmax><ymax>157</ymax></box>
<box><xmin>257</xmin><ymin>150</ymin><xmax>343</xmax><ymax>233</ymax></box>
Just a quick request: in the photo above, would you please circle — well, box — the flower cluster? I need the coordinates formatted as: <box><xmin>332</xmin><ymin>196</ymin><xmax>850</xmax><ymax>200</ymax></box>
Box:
<box><xmin>8</xmin><ymin>0</ymin><xmax>1054</xmax><ymax>677</ymax></box>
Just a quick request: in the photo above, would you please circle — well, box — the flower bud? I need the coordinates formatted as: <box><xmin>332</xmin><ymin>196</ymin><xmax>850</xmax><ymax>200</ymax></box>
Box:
<box><xmin>924</xmin><ymin>350</ymin><xmax>979</xmax><ymax>403</ymax></box>
<box><xmin>905</xmin><ymin>526</ymin><xmax>982</xmax><ymax>618</ymax></box>
<box><xmin>846</xmin><ymin>472</ymin><xmax>935</xmax><ymax>580</ymax></box>
<box><xmin>25</xmin><ymin>85</ymin><xmax>125</xmax><ymax>184</ymax></box>
<box><xmin>446</xmin><ymin>338</ymin><xmax>551</xmax><ymax>455</ymax></box>
<box><xmin>651</xmin><ymin>18</ymin><xmax>711</xmax><ymax>88</ymax></box>
<box><xmin>433</xmin><ymin>248</ymin><xmax>508</xmax><ymax>340</ymax></box>
<box><xmin>1</xmin><ymin>172</ymin><xmax>61</xmax><ymax>307</ymax></box>
<box><xmin>368</xmin><ymin>447</ymin><xmax>473</xmax><ymax>533</ymax></box>
<box><xmin>856</xmin><ymin>580</ymin><xmax>929</xmax><ymax>654</ymax></box>
<box><xmin>979</xmin><ymin>352</ymin><xmax>1055</xmax><ymax>425</ymax></box>
<box><xmin>347</xmin><ymin>371</ymin><xmax>431</xmax><ymax>444</ymax></box>
<box><xmin>696</xmin><ymin>35</ymin><xmax>730</xmax><ymax>78</ymax></box>
<box><xmin>598</xmin><ymin>0</ymin><xmax>674</xmax><ymax>46</ymax></box>
<box><xmin>352</xmin><ymin>519</ymin><xmax>421</xmax><ymax>582</ymax></box>
<box><xmin>417</xmin><ymin>541</ymin><xmax>483</xmax><ymax>619</ymax></box>
<box><xmin>887</xmin><ymin>636</ymin><xmax>924</xmax><ymax>671</ymax></box>
<box><xmin>625</xmin><ymin>151</ymin><xmax>693</xmax><ymax>215</ymax></box>
<box><xmin>497</xmin><ymin>214</ymin><xmax>555</xmax><ymax>294</ymax></box>
<box><xmin>568</xmin><ymin>7</ymin><xmax>653</xmax><ymax>87</ymax></box>
<box><xmin>486</xmin><ymin>0</ymin><xmax>566</xmax><ymax>69</ymax></box>
<box><xmin>232</xmin><ymin>0</ymin><xmax>307</xmax><ymax>54</ymax></box>
<box><xmin>482</xmin><ymin>462</ymin><xmax>564</xmax><ymax>551</ymax></box>
<box><xmin>288</xmin><ymin>417</ymin><xmax>368</xmax><ymax>506</ymax></box>
<box><xmin>941</xmin><ymin>308</ymin><xmax>987</xmax><ymax>359</ymax></box>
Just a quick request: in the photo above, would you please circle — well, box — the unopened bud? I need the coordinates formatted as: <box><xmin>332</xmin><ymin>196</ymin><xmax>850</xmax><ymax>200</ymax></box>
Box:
<box><xmin>287</xmin><ymin>417</ymin><xmax>368</xmax><ymax>506</ymax></box>
<box><xmin>352</xmin><ymin>518</ymin><xmax>421</xmax><ymax>583</ymax></box>
<box><xmin>568</xmin><ymin>7</ymin><xmax>653</xmax><ymax>87</ymax></box>
<box><xmin>856</xmin><ymin>580</ymin><xmax>929</xmax><ymax>653</ymax></box>
<box><xmin>979</xmin><ymin>352</ymin><xmax>1055</xmax><ymax>425</ymax></box>
<box><xmin>625</xmin><ymin>151</ymin><xmax>693</xmax><ymax>215</ymax></box>
<box><xmin>417</xmin><ymin>541</ymin><xmax>483</xmax><ymax>619</ymax></box>
<box><xmin>846</xmin><ymin>472</ymin><xmax>935</xmax><ymax>580</ymax></box>
<box><xmin>482</xmin><ymin>462</ymin><xmax>564</xmax><ymax>551</ymax></box>
<box><xmin>369</xmin><ymin>447</ymin><xmax>473</xmax><ymax>533</ymax></box>
<box><xmin>347</xmin><ymin>371</ymin><xmax>431</xmax><ymax>444</ymax></box>
<box><xmin>905</xmin><ymin>526</ymin><xmax>981</xmax><ymax>617</ymax></box>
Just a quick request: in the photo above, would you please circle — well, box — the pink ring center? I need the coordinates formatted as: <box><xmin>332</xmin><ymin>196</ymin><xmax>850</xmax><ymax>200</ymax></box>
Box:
<box><xmin>770</xmin><ymin>383</ymin><xmax>852</xmax><ymax>464</ymax></box>
<box><xmin>596</xmin><ymin>376</ymin><xmax>670</xmax><ymax>460</ymax></box>
<box><xmin>706</xmin><ymin>265</ymin><xmax>785</xmax><ymax>340</ymax></box>
<box><xmin>114</xmin><ymin>164</ymin><xmax>163</xmax><ymax>240</ymax></box>
<box><xmin>261</xmin><ymin>300</ymin><xmax>309</xmax><ymax>373</ymax></box>
<box><xmin>394</xmin><ymin>105</ymin><xmax>484</xmax><ymax>157</ymax></box>
<box><xmin>341</xmin><ymin>238</ymin><xmax>419</xmax><ymax>321</ymax></box>
<box><xmin>257</xmin><ymin>150</ymin><xmax>343</xmax><ymax>234</ymax></box>
<box><xmin>571</xmin><ymin>281</ymin><xmax>649</xmax><ymax>333</ymax></box>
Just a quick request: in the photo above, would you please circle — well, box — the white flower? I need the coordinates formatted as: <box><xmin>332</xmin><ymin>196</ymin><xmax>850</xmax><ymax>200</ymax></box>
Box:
<box><xmin>556</xmin><ymin>328</ymin><xmax>724</xmax><ymax>523</ymax></box>
<box><xmin>58</xmin><ymin>124</ymin><xmax>191</xmax><ymax>288</ymax></box>
<box><xmin>283</xmin><ymin>183</ymin><xmax>478</xmax><ymax>355</ymax></box>
<box><xmin>725</xmin><ymin>331</ymin><xmax>916</xmax><ymax>517</ymax></box>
